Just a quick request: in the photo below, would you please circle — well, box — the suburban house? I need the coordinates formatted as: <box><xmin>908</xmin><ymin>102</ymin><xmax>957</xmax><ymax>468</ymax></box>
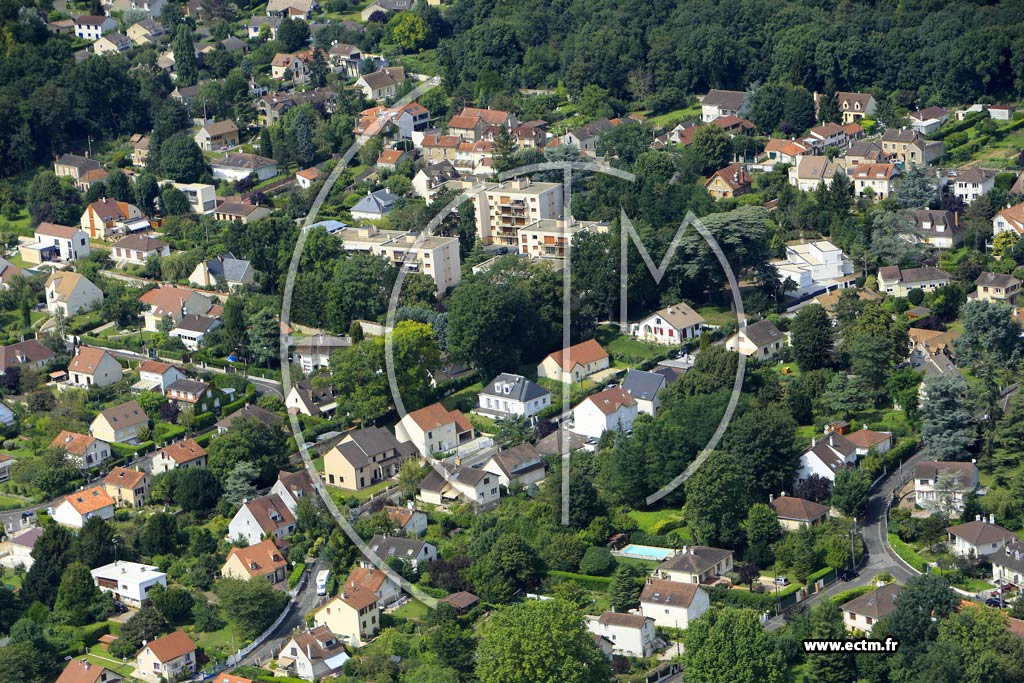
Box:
<box><xmin>621</xmin><ymin>369</ymin><xmax>667</xmax><ymax>417</ymax></box>
<box><xmin>68</xmin><ymin>347</ymin><xmax>123</xmax><ymax>388</ymax></box>
<box><xmin>412</xmin><ymin>161</ymin><xmax>461</xmax><ymax>201</ymax></box>
<box><xmin>327</xmin><ymin>42</ymin><xmax>362</xmax><ymax>77</ymax></box>
<box><xmin>563</xmin><ymin>118</ymin><xmax>615</xmax><ymax>152</ymax></box>
<box><xmin>764</xmin><ymin>138</ymin><xmax>809</xmax><ymax>166</ymax></box>
<box><xmin>704</xmin><ymin>162</ymin><xmax>752</xmax><ymax>199</ymax></box>
<box><xmin>221</xmin><ymin>538</ymin><xmax>288</xmax><ymax>584</ymax></box>
<box><xmin>771</xmin><ymin>239</ymin><xmax>855</xmax><ymax>295</ymax></box>
<box><xmin>295</xmin><ymin>167</ymin><xmax>320</xmax><ymax>189</ymax></box>
<box><xmin>876</xmin><ymin>265</ymin><xmax>951</xmax><ymax>297</ymax></box>
<box><xmin>271</xmin><ymin>51</ymin><xmax>310</xmax><ymax>82</ymax></box>
<box><xmin>285</xmin><ymin>379</ymin><xmax>338</xmax><ymax>417</ymax></box>
<box><xmin>537</xmin><ymin>339</ymin><xmax>610</xmax><ymax>383</ymax></box>
<box><xmin>56</xmin><ymin>659</ymin><xmax>122</xmax><ymax>683</ymax></box>
<box><xmin>440</xmin><ymin>591</ymin><xmax>480</xmax><ymax>614</ymax></box>
<box><xmin>482</xmin><ymin>443</ymin><xmax>547</xmax><ymax>489</ymax></box>
<box><xmin>55</xmin><ymin>153</ymin><xmax>103</xmax><ymax>189</ymax></box>
<box><xmin>655</xmin><ymin>546</ymin><xmax>734</xmax><ymax>584</ymax></box>
<box><xmin>135</xmin><ymin>630</ymin><xmax>197</xmax><ymax>683</ymax></box>
<box><xmin>211</xmin><ymin>153</ymin><xmax>278</xmax><ymax>182</ymax></box>
<box><xmin>227</xmin><ymin>493</ymin><xmax>296</xmax><ymax>546</ymax></box>
<box><xmin>150</xmin><ymin>438</ymin><xmax>208</xmax><ymax>474</ymax></box>
<box><xmin>45</xmin><ymin>272</ymin><xmax>103</xmax><ymax>316</ymax></box>
<box><xmin>639</xmin><ymin>578</ymin><xmax>711</xmax><ymax>630</ymax></box>
<box><xmin>914</xmin><ymin>461</ymin><xmax>979</xmax><ymax>516</ymax></box>
<box><xmin>803</xmin><ymin>122</ymin><xmax>848</xmax><ymax>150</ymax></box>
<box><xmin>947</xmin><ymin>517</ymin><xmax>1015</xmax><ymax>557</ymax></box>
<box><xmin>127</xmin><ymin>18</ymin><xmax>164</xmax><ymax>45</ymax></box>
<box><xmin>130</xmin><ymin>133</ymin><xmax>151</xmax><ymax>165</ymax></box>
<box><xmin>276</xmin><ymin>626</ymin><xmax>350</xmax><ymax>681</ymax></box>
<box><xmin>788</xmin><ymin>156</ymin><xmax>841</xmax><ymax>192</ymax></box>
<box><xmin>0</xmin><ymin>257</ymin><xmax>24</xmax><ymax>289</ymax></box>
<box><xmin>102</xmin><ymin>466</ymin><xmax>150</xmax><ymax>507</ymax></box>
<box><xmin>345</xmin><ymin>565</ymin><xmax>402</xmax><ymax>607</ymax></box>
<box><xmin>213</xmin><ymin>201</ymin><xmax>272</xmax><ymax>224</ymax></box>
<box><xmin>80</xmin><ymin>198</ymin><xmax>144</xmax><ymax>239</ymax></box>
<box><xmin>271</xmin><ymin>468</ymin><xmax>317</xmax><ymax>513</ymax></box>
<box><xmin>449</xmin><ymin>106</ymin><xmax>517</xmax><ymax>141</ymax></box>
<box><xmin>91</xmin><ymin>560</ymin><xmax>166</xmax><ymax>607</ymax></box>
<box><xmin>110</xmin><ymin>234</ymin><xmax>171</xmax><ymax>266</ymax></box>
<box><xmin>292</xmin><ymin>335</ymin><xmax>350</xmax><ymax>375</ymax></box>
<box><xmin>975</xmin><ymin>272</ymin><xmax>1020</xmax><ymax>305</ymax></box>
<box><xmin>323</xmin><ymin>426</ymin><xmax>416</xmax><ymax>491</ymax></box>
<box><xmin>992</xmin><ymin>538</ymin><xmax>1024</xmax><ymax>587</ymax></box>
<box><xmin>350</xmin><ymin>188</ymin><xmax>398</xmax><ymax>220</ymax></box>
<box><xmin>90</xmin><ymin>400</ymin><xmax>148</xmax><ymax>444</ymax></box>
<box><xmin>908</xmin><ymin>106</ymin><xmax>948</xmax><ymax>135</ymax></box>
<box><xmin>701</xmin><ymin>89</ymin><xmax>747</xmax><ymax>122</ymax></box>
<box><xmin>165</xmin><ymin>378</ymin><xmax>225</xmax><ymax>412</ymax></box>
<box><xmin>850</xmin><ymin>163</ymin><xmax>900</xmax><ymax>199</ymax></box>
<box><xmin>910</xmin><ymin>209</ymin><xmax>961</xmax><ymax>249</ymax></box>
<box><xmin>0</xmin><ymin>453</ymin><xmax>12</xmax><ymax>483</ymax></box>
<box><xmin>355</xmin><ymin>66</ymin><xmax>406</xmax><ymax>101</ymax></box>
<box><xmin>22</xmin><ymin>222</ymin><xmax>91</xmax><ymax>264</ymax></box>
<box><xmin>138</xmin><ymin>285</ymin><xmax>217</xmax><ymax>332</ymax></box>
<box><xmin>313</xmin><ymin>586</ymin><xmax>380</xmax><ymax>647</ymax></box>
<box><xmin>51</xmin><ymin>431</ymin><xmax>112</xmax><ymax>470</ymax></box>
<box><xmin>841</xmin><ymin>583</ymin><xmax>901</xmax><ymax>634</ymax></box>
<box><xmin>769</xmin><ymin>495</ymin><xmax>829</xmax><ymax>530</ymax></box>
<box><xmin>362</xmin><ymin>534</ymin><xmax>437</xmax><ymax>570</ymax></box>
<box><xmin>52</xmin><ymin>485</ymin><xmax>115</xmax><ymax>529</ymax></box>
<box><xmin>194</xmin><ymin>120</ymin><xmax>240</xmax><ymax>151</ymax></box>
<box><xmin>726</xmin><ymin>319</ymin><xmax>785</xmax><ymax>359</ymax></box>
<box><xmin>421</xmin><ymin>134</ymin><xmax>461</xmax><ymax>164</ymax></box>
<box><xmin>171</xmin><ymin>314</ymin><xmax>221</xmax><ymax>350</ymax></box>
<box><xmin>382</xmin><ymin>505</ymin><xmax>428</xmax><ymax>537</ymax></box>
<box><xmin>572</xmin><ymin>387</ymin><xmax>639</xmax><ymax>439</ymax></box>
<box><xmin>880</xmin><ymin>129</ymin><xmax>942</xmax><ymax>165</ymax></box>
<box><xmin>0</xmin><ymin>526</ymin><xmax>42</xmax><ymax>570</ymax></box>
<box><xmin>418</xmin><ymin>463</ymin><xmax>501</xmax><ymax>508</ymax></box>
<box><xmin>477</xmin><ymin>373</ymin><xmax>551</xmax><ymax>419</ymax></box>
<box><xmin>93</xmin><ymin>31</ymin><xmax>132</xmax><ymax>55</ymax></box>
<box><xmin>217</xmin><ymin>404</ymin><xmax>283</xmax><ymax>434</ymax></box>
<box><xmin>835</xmin><ymin>92</ymin><xmax>877</xmax><ymax>124</ymax></box>
<box><xmin>844</xmin><ymin>140</ymin><xmax>885</xmax><ymax>168</ymax></box>
<box><xmin>395</xmin><ymin>403</ymin><xmax>475</xmax><ymax>457</ymax></box>
<box><xmin>797</xmin><ymin>425</ymin><xmax>892</xmax><ymax>482</ymax></box>
<box><xmin>266</xmin><ymin>0</ymin><xmax>315</xmax><ymax>18</ymax></box>
<box><xmin>189</xmin><ymin>253</ymin><xmax>254</xmax><ymax>290</ymax></box>
<box><xmin>950</xmin><ymin>168</ymin><xmax>996</xmax><ymax>204</ymax></box>
<box><xmin>586</xmin><ymin>613</ymin><xmax>656</xmax><ymax>658</ymax></box>
<box><xmin>134</xmin><ymin>360</ymin><xmax>186</xmax><ymax>393</ymax></box>
<box><xmin>74</xmin><ymin>14</ymin><xmax>117</xmax><ymax>40</ymax></box>
<box><xmin>993</xmin><ymin>201</ymin><xmax>1024</xmax><ymax>236</ymax></box>
<box><xmin>0</xmin><ymin>339</ymin><xmax>54</xmax><ymax>374</ymax></box>
<box><xmin>376</xmin><ymin>148</ymin><xmax>409</xmax><ymax>171</ymax></box>
<box><xmin>631</xmin><ymin>304</ymin><xmax>705</xmax><ymax>345</ymax></box>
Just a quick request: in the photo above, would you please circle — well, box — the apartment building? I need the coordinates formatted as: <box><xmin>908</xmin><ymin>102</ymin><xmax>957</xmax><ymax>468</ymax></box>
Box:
<box><xmin>334</xmin><ymin>225</ymin><xmax>461</xmax><ymax>292</ymax></box>
<box><xmin>471</xmin><ymin>178</ymin><xmax>563</xmax><ymax>246</ymax></box>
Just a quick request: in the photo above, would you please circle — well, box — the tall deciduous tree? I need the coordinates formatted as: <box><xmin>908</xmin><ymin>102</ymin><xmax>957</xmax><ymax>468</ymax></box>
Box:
<box><xmin>790</xmin><ymin>303</ymin><xmax>834</xmax><ymax>371</ymax></box>
<box><xmin>831</xmin><ymin>468</ymin><xmax>870</xmax><ymax>517</ymax></box>
<box><xmin>475</xmin><ymin>600</ymin><xmax>612</xmax><ymax>683</ymax></box>
<box><xmin>684</xmin><ymin>451</ymin><xmax>754</xmax><ymax>547</ymax></box>
<box><xmin>54</xmin><ymin>562</ymin><xmax>108</xmax><ymax>625</ymax></box>
<box><xmin>159</xmin><ymin>134</ymin><xmax>208</xmax><ymax>183</ymax></box>
<box><xmin>683</xmin><ymin>607</ymin><xmax>784</xmax><ymax>683</ymax></box>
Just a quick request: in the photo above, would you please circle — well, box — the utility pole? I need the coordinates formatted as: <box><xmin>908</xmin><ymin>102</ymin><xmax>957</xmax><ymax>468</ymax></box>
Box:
<box><xmin>849</xmin><ymin>517</ymin><xmax>857</xmax><ymax>572</ymax></box>
<box><xmin>88</xmin><ymin>136</ymin><xmax>94</xmax><ymax>157</ymax></box>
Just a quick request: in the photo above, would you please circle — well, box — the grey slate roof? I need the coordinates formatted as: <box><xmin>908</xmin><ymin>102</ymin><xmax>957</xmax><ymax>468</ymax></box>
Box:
<box><xmin>351</xmin><ymin>188</ymin><xmax>396</xmax><ymax>216</ymax></box>
<box><xmin>480</xmin><ymin>373</ymin><xmax>549</xmax><ymax>403</ymax></box>
<box><xmin>621</xmin><ymin>369</ymin><xmax>667</xmax><ymax>402</ymax></box>
<box><xmin>175</xmin><ymin>314</ymin><xmax>219</xmax><ymax>333</ymax></box>
<box><xmin>166</xmin><ymin>378</ymin><xmax>209</xmax><ymax>395</ymax></box>
<box><xmin>204</xmin><ymin>253</ymin><xmax>253</xmax><ymax>283</ymax></box>
<box><xmin>335</xmin><ymin>426</ymin><xmax>413</xmax><ymax>468</ymax></box>
<box><xmin>366</xmin><ymin>534</ymin><xmax>432</xmax><ymax>560</ymax></box>
<box><xmin>976</xmin><ymin>272</ymin><xmax>1020</xmax><ymax>289</ymax></box>
<box><xmin>486</xmin><ymin>443</ymin><xmax>545</xmax><ymax>479</ymax></box>
<box><xmin>660</xmin><ymin>546</ymin><xmax>733</xmax><ymax>575</ymax></box>
<box><xmin>742</xmin><ymin>319</ymin><xmax>783</xmax><ymax>348</ymax></box>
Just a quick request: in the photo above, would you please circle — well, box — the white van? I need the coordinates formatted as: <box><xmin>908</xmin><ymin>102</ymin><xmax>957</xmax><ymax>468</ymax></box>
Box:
<box><xmin>315</xmin><ymin>569</ymin><xmax>330</xmax><ymax>596</ymax></box>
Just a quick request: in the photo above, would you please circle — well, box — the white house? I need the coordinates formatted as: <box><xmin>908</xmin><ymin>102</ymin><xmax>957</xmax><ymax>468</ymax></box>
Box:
<box><xmin>227</xmin><ymin>493</ymin><xmax>296</xmax><ymax>546</ymax></box>
<box><xmin>345</xmin><ymin>565</ymin><xmax>403</xmax><ymax>608</ymax></box>
<box><xmin>0</xmin><ymin>527</ymin><xmax>43</xmax><ymax>570</ymax></box>
<box><xmin>313</xmin><ymin>588</ymin><xmax>380</xmax><ymax>648</ymax></box>
<box><xmin>27</xmin><ymin>223</ymin><xmax>91</xmax><ymax>263</ymax></box>
<box><xmin>621</xmin><ymin>369</ymin><xmax>667</xmax><ymax>417</ymax></box>
<box><xmin>384</xmin><ymin>505</ymin><xmax>429</xmax><ymax>537</ymax></box>
<box><xmin>270</xmin><ymin>469</ymin><xmax>316</xmax><ymax>514</ymax></box>
<box><xmin>90</xmin><ymin>561</ymin><xmax>167</xmax><ymax>608</ymax></box>
<box><xmin>771</xmin><ymin>240</ymin><xmax>854</xmax><ymax>296</ymax></box>
<box><xmin>991</xmin><ymin>538</ymin><xmax>1024</xmax><ymax>587</ymax></box>
<box><xmin>701</xmin><ymin>89</ymin><xmax>747</xmax><ymax>123</ymax></box>
<box><xmin>210</xmin><ymin>153</ymin><xmax>278</xmax><ymax>182</ymax></box>
<box><xmin>655</xmin><ymin>546</ymin><xmax>734</xmax><ymax>584</ymax></box>
<box><xmin>876</xmin><ymin>266</ymin><xmax>951</xmax><ymax>298</ymax></box>
<box><xmin>482</xmin><ymin>443</ymin><xmax>546</xmax><ymax>489</ymax></box>
<box><xmin>841</xmin><ymin>583</ymin><xmax>901</xmax><ymax>634</ymax></box>
<box><xmin>395</xmin><ymin>403</ymin><xmax>475</xmax><ymax>457</ymax></box>
<box><xmin>850</xmin><ymin>163</ymin><xmax>900</xmax><ymax>199</ymax></box>
<box><xmin>630</xmin><ymin>304</ymin><xmax>705</xmax><ymax>345</ymax></box>
<box><xmin>350</xmin><ymin>188</ymin><xmax>397</xmax><ymax>220</ymax></box>
<box><xmin>276</xmin><ymin>627</ymin><xmax>350</xmax><ymax>682</ymax></box>
<box><xmin>355</xmin><ymin>67</ymin><xmax>406</xmax><ymax>101</ymax></box>
<box><xmin>725</xmin><ymin>319</ymin><xmax>785</xmax><ymax>359</ymax></box>
<box><xmin>417</xmin><ymin>464</ymin><xmax>501</xmax><ymax>509</ymax></box>
<box><xmin>111</xmin><ymin>234</ymin><xmax>170</xmax><ymax>267</ymax></box>
<box><xmin>950</xmin><ymin>168</ymin><xmax>996</xmax><ymax>205</ymax></box>
<box><xmin>170</xmin><ymin>315</ymin><xmax>221</xmax><ymax>350</ymax></box>
<box><xmin>135</xmin><ymin>631</ymin><xmax>196</xmax><ymax>683</ymax></box>
<box><xmin>292</xmin><ymin>335</ymin><xmax>350</xmax><ymax>374</ymax></box>
<box><xmin>74</xmin><ymin>15</ymin><xmax>117</xmax><ymax>40</ymax></box>
<box><xmin>639</xmin><ymin>578</ymin><xmax>710</xmax><ymax>630</ymax></box>
<box><xmin>586</xmin><ymin>613</ymin><xmax>656</xmax><ymax>658</ymax></box>
<box><xmin>571</xmin><ymin>386</ymin><xmax>638</xmax><ymax>439</ymax></box>
<box><xmin>67</xmin><ymin>346</ymin><xmax>123</xmax><ymax>387</ymax></box>
<box><xmin>52</xmin><ymin>485</ymin><xmax>115</xmax><ymax>529</ymax></box>
<box><xmin>188</xmin><ymin>253</ymin><xmax>254</xmax><ymax>290</ymax></box>
<box><xmin>50</xmin><ymin>431</ymin><xmax>112</xmax><ymax>470</ymax></box>
<box><xmin>946</xmin><ymin>517</ymin><xmax>1015</xmax><ymax>558</ymax></box>
<box><xmin>45</xmin><ymin>271</ymin><xmax>103</xmax><ymax>316</ymax></box>
<box><xmin>477</xmin><ymin>373</ymin><xmax>551</xmax><ymax>419</ymax></box>
<box><xmin>134</xmin><ymin>360</ymin><xmax>187</xmax><ymax>393</ymax></box>
<box><xmin>797</xmin><ymin>425</ymin><xmax>892</xmax><ymax>482</ymax></box>
<box><xmin>914</xmin><ymin>461</ymin><xmax>978</xmax><ymax>516</ymax></box>
<box><xmin>362</xmin><ymin>535</ymin><xmax>437</xmax><ymax>571</ymax></box>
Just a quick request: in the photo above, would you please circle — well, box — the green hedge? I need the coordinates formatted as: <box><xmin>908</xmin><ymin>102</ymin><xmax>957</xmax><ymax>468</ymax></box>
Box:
<box><xmin>79</xmin><ymin>622</ymin><xmax>110</xmax><ymax>647</ymax></box>
<box><xmin>288</xmin><ymin>564</ymin><xmax>305</xmax><ymax>590</ymax></box>
<box><xmin>110</xmin><ymin>441</ymin><xmax>154</xmax><ymax>458</ymax></box>
<box><xmin>547</xmin><ymin>570</ymin><xmax>614</xmax><ymax>591</ymax></box>
<box><xmin>887</xmin><ymin>533</ymin><xmax>927</xmax><ymax>573</ymax></box>
<box><xmin>80</xmin><ymin>335</ymin><xmax>142</xmax><ymax>353</ymax></box>
<box><xmin>806</xmin><ymin>566</ymin><xmax>836</xmax><ymax>585</ymax></box>
<box><xmin>830</xmin><ymin>585</ymin><xmax>876</xmax><ymax>605</ymax></box>
<box><xmin>153</xmin><ymin>422</ymin><xmax>187</xmax><ymax>445</ymax></box>
<box><xmin>194</xmin><ymin>432</ymin><xmax>214</xmax><ymax>447</ymax></box>
<box><xmin>220</xmin><ymin>396</ymin><xmax>248</xmax><ymax>416</ymax></box>
<box><xmin>192</xmin><ymin>411</ymin><xmax>216</xmax><ymax>431</ymax></box>
<box><xmin>929</xmin><ymin>111</ymin><xmax>987</xmax><ymax>140</ymax></box>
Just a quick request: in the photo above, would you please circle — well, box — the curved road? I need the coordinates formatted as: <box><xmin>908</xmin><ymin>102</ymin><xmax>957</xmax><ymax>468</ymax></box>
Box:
<box><xmin>766</xmin><ymin>447</ymin><xmax>927</xmax><ymax>630</ymax></box>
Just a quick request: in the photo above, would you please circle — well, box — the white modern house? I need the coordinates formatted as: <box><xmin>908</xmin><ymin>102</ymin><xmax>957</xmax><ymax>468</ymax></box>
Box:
<box><xmin>771</xmin><ymin>240</ymin><xmax>854</xmax><ymax>296</ymax></box>
<box><xmin>477</xmin><ymin>373</ymin><xmax>551</xmax><ymax>419</ymax></box>
<box><xmin>91</xmin><ymin>560</ymin><xmax>167</xmax><ymax>608</ymax></box>
<box><xmin>621</xmin><ymin>369</ymin><xmax>667</xmax><ymax>417</ymax></box>
<box><xmin>395</xmin><ymin>403</ymin><xmax>475</xmax><ymax>457</ymax></box>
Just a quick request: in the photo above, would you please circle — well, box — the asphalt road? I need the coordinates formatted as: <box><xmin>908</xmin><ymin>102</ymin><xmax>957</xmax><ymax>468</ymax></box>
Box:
<box><xmin>765</xmin><ymin>447</ymin><xmax>928</xmax><ymax>631</ymax></box>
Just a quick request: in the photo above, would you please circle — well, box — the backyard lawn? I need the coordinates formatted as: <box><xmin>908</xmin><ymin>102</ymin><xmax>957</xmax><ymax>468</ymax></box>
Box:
<box><xmin>393</xmin><ymin>598</ymin><xmax>430</xmax><ymax>622</ymax></box>
<box><xmin>627</xmin><ymin>508</ymin><xmax>685</xmax><ymax>534</ymax></box>
<box><xmin>441</xmin><ymin>381</ymin><xmax>482</xmax><ymax>413</ymax></box>
<box><xmin>84</xmin><ymin>647</ymin><xmax>136</xmax><ymax>677</ymax></box>
<box><xmin>593</xmin><ymin>325</ymin><xmax>668</xmax><ymax>367</ymax></box>
<box><xmin>638</xmin><ymin>103</ymin><xmax>702</xmax><ymax>127</ymax></box>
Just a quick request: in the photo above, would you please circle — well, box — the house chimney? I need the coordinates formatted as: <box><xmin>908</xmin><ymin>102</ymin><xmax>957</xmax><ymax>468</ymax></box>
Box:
<box><xmin>83</xmin><ymin>662</ymin><xmax>91</xmax><ymax>671</ymax></box>
<box><xmin>976</xmin><ymin>515</ymin><xmax>981</xmax><ymax>522</ymax></box>
<box><xmin>769</xmin><ymin>493</ymin><xmax>774</xmax><ymax>503</ymax></box>
<box><xmin>990</xmin><ymin>514</ymin><xmax>995</xmax><ymax>525</ymax></box>
<box><xmin>781</xmin><ymin>491</ymin><xmax>786</xmax><ymax>497</ymax></box>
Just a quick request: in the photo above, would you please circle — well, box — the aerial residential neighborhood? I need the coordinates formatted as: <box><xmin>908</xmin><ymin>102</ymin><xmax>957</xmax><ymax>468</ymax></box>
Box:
<box><xmin>0</xmin><ymin>0</ymin><xmax>1024</xmax><ymax>682</ymax></box>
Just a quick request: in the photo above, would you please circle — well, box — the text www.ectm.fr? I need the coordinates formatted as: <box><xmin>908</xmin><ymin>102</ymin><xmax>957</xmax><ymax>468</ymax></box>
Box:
<box><xmin>803</xmin><ymin>638</ymin><xmax>899</xmax><ymax>653</ymax></box>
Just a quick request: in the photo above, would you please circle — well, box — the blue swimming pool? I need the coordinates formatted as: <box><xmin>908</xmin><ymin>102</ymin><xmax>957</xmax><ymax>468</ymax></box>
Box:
<box><xmin>620</xmin><ymin>544</ymin><xmax>675</xmax><ymax>561</ymax></box>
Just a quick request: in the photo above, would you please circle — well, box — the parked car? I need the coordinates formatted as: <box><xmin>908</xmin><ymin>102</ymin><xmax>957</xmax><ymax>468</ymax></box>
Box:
<box><xmin>986</xmin><ymin>596</ymin><xmax>1005</xmax><ymax>608</ymax></box>
<box><xmin>839</xmin><ymin>569</ymin><xmax>859</xmax><ymax>582</ymax></box>
<box><xmin>112</xmin><ymin>601</ymin><xmax>129</xmax><ymax>614</ymax></box>
<box><xmin>773</xmin><ymin>577</ymin><xmax>791</xmax><ymax>586</ymax></box>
